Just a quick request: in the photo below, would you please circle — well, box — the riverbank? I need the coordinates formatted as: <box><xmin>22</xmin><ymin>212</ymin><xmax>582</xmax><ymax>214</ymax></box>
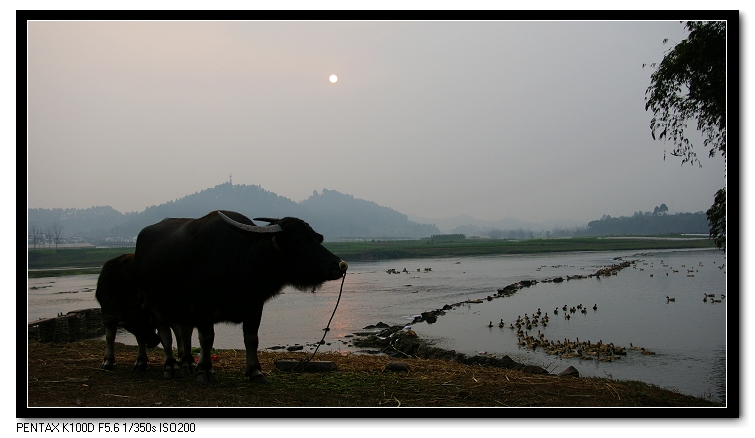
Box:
<box><xmin>26</xmin><ymin>339</ymin><xmax>723</xmax><ymax>409</ymax></box>
<box><xmin>27</xmin><ymin>237</ymin><xmax>717</xmax><ymax>278</ymax></box>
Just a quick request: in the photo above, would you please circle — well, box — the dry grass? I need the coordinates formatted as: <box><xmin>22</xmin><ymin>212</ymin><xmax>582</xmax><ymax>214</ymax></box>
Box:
<box><xmin>25</xmin><ymin>339</ymin><xmax>723</xmax><ymax>409</ymax></box>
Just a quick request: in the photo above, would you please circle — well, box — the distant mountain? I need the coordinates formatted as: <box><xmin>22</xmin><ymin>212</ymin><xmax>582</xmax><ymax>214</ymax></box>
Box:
<box><xmin>299</xmin><ymin>189</ymin><xmax>440</xmax><ymax>240</ymax></box>
<box><xmin>27</xmin><ymin>185</ymin><xmax>708</xmax><ymax>243</ymax></box>
<box><xmin>27</xmin><ymin>183</ymin><xmax>440</xmax><ymax>241</ymax></box>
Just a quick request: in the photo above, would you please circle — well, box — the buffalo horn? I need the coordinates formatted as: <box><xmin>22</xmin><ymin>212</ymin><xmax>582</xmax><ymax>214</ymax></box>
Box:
<box><xmin>253</xmin><ymin>217</ymin><xmax>280</xmax><ymax>225</ymax></box>
<box><xmin>218</xmin><ymin>212</ymin><xmax>282</xmax><ymax>233</ymax></box>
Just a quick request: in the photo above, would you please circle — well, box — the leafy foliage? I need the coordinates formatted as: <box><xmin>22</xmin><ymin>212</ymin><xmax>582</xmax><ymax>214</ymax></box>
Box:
<box><xmin>645</xmin><ymin>21</ymin><xmax>726</xmax><ymax>165</ymax></box>
<box><xmin>706</xmin><ymin>187</ymin><xmax>726</xmax><ymax>249</ymax></box>
<box><xmin>644</xmin><ymin>21</ymin><xmax>727</xmax><ymax>250</ymax></box>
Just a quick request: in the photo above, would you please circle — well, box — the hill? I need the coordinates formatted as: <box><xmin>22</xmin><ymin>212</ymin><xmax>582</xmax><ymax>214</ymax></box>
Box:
<box><xmin>27</xmin><ymin>185</ymin><xmax>712</xmax><ymax>244</ymax></box>
<box><xmin>27</xmin><ymin>184</ymin><xmax>441</xmax><ymax>241</ymax></box>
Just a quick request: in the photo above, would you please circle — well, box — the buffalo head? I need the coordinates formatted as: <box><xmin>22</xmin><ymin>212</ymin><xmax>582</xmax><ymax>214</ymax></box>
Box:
<box><xmin>217</xmin><ymin>211</ymin><xmax>347</xmax><ymax>290</ymax></box>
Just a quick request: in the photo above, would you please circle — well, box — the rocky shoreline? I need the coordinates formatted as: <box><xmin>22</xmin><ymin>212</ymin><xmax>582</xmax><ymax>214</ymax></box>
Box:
<box><xmin>348</xmin><ymin>258</ymin><xmax>638</xmax><ymax>378</ymax></box>
<box><xmin>352</xmin><ymin>324</ymin><xmax>559</xmax><ymax>376</ymax></box>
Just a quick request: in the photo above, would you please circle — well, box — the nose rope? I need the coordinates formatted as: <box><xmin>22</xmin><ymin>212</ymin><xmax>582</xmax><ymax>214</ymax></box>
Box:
<box><xmin>292</xmin><ymin>270</ymin><xmax>347</xmax><ymax>373</ymax></box>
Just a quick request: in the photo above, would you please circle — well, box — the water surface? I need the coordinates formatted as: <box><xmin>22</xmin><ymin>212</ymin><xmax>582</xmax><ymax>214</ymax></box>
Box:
<box><xmin>26</xmin><ymin>248</ymin><xmax>727</xmax><ymax>404</ymax></box>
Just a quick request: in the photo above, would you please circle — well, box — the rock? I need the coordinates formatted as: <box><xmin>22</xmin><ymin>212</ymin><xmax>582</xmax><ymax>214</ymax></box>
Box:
<box><xmin>384</xmin><ymin>361</ymin><xmax>410</xmax><ymax>372</ymax></box>
<box><xmin>375</xmin><ymin>322</ymin><xmax>391</xmax><ymax>328</ymax></box>
<box><xmin>494</xmin><ymin>355</ymin><xmax>516</xmax><ymax>368</ymax></box>
<box><xmin>286</xmin><ymin>345</ymin><xmax>304</xmax><ymax>351</ymax></box>
<box><xmin>558</xmin><ymin>366</ymin><xmax>580</xmax><ymax>378</ymax></box>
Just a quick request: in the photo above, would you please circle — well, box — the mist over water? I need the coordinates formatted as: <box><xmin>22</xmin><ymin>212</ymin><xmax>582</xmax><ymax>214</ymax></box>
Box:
<box><xmin>27</xmin><ymin>248</ymin><xmax>727</xmax><ymax>404</ymax></box>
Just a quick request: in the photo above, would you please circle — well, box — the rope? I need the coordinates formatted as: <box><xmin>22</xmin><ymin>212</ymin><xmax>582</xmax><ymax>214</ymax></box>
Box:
<box><xmin>291</xmin><ymin>272</ymin><xmax>347</xmax><ymax>373</ymax></box>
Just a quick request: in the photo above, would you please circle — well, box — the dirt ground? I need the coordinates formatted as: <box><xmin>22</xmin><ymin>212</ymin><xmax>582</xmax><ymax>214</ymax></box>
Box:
<box><xmin>25</xmin><ymin>339</ymin><xmax>724</xmax><ymax>411</ymax></box>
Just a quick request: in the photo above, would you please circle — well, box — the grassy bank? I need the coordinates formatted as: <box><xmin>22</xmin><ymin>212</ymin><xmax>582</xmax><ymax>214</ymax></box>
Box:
<box><xmin>26</xmin><ymin>237</ymin><xmax>716</xmax><ymax>278</ymax></box>
<box><xmin>323</xmin><ymin>236</ymin><xmax>716</xmax><ymax>261</ymax></box>
<box><xmin>26</xmin><ymin>339</ymin><xmax>723</xmax><ymax>408</ymax></box>
<box><xmin>27</xmin><ymin>247</ymin><xmax>135</xmax><ymax>278</ymax></box>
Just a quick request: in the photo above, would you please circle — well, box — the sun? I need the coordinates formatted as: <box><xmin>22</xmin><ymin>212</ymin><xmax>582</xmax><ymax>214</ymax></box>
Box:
<box><xmin>329</xmin><ymin>74</ymin><xmax>338</xmax><ymax>84</ymax></box>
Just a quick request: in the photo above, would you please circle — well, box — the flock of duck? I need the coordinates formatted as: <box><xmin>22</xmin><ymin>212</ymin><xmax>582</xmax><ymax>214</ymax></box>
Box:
<box><xmin>488</xmin><ymin>305</ymin><xmax>656</xmax><ymax>362</ymax></box>
<box><xmin>486</xmin><ymin>257</ymin><xmax>726</xmax><ymax>361</ymax></box>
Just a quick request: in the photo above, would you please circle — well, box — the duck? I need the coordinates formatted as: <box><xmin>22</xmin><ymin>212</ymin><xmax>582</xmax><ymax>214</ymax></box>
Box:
<box><xmin>499</xmin><ymin>319</ymin><xmax>505</xmax><ymax>328</ymax></box>
<box><xmin>666</xmin><ymin>296</ymin><xmax>675</xmax><ymax>302</ymax></box>
<box><xmin>703</xmin><ymin>295</ymin><xmax>708</xmax><ymax>302</ymax></box>
<box><xmin>592</xmin><ymin>303</ymin><xmax>598</xmax><ymax>311</ymax></box>
<box><xmin>488</xmin><ymin>321</ymin><xmax>493</xmax><ymax>328</ymax></box>
<box><xmin>629</xmin><ymin>342</ymin><xmax>641</xmax><ymax>351</ymax></box>
<box><xmin>641</xmin><ymin>348</ymin><xmax>656</xmax><ymax>355</ymax></box>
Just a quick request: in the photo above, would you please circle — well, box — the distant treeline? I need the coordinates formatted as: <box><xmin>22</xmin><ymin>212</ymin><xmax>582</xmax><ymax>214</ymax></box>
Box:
<box><xmin>450</xmin><ymin>211</ymin><xmax>709</xmax><ymax>239</ymax></box>
<box><xmin>583</xmin><ymin>211</ymin><xmax>709</xmax><ymax>236</ymax></box>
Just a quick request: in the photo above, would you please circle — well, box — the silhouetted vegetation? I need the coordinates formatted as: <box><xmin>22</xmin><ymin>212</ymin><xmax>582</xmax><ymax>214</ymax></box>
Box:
<box><xmin>644</xmin><ymin>21</ymin><xmax>727</xmax><ymax>249</ymax></box>
<box><xmin>584</xmin><ymin>211</ymin><xmax>709</xmax><ymax>236</ymax></box>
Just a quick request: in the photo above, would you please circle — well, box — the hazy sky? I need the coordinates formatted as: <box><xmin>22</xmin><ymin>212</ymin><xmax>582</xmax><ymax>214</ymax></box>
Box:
<box><xmin>27</xmin><ymin>19</ymin><xmax>727</xmax><ymax>224</ymax></box>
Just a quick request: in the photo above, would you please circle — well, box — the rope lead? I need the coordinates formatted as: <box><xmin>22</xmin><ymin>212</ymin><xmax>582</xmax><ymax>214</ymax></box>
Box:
<box><xmin>292</xmin><ymin>271</ymin><xmax>347</xmax><ymax>372</ymax></box>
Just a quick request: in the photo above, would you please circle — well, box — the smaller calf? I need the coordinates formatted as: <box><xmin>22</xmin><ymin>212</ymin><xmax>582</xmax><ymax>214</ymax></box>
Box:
<box><xmin>95</xmin><ymin>254</ymin><xmax>161</xmax><ymax>371</ymax></box>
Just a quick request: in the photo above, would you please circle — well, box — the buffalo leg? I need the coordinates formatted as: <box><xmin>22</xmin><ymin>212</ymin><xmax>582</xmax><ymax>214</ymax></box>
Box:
<box><xmin>177</xmin><ymin>324</ymin><xmax>196</xmax><ymax>375</ymax></box>
<box><xmin>100</xmin><ymin>322</ymin><xmax>117</xmax><ymax>371</ymax></box>
<box><xmin>158</xmin><ymin>324</ymin><xmax>181</xmax><ymax>379</ymax></box>
<box><xmin>132</xmin><ymin>341</ymin><xmax>148</xmax><ymax>372</ymax></box>
<box><xmin>195</xmin><ymin>324</ymin><xmax>217</xmax><ymax>383</ymax></box>
<box><xmin>243</xmin><ymin>304</ymin><xmax>270</xmax><ymax>384</ymax></box>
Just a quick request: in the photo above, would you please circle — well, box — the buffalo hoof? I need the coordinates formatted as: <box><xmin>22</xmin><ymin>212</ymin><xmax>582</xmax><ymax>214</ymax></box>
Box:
<box><xmin>132</xmin><ymin>361</ymin><xmax>148</xmax><ymax>372</ymax></box>
<box><xmin>99</xmin><ymin>362</ymin><xmax>114</xmax><ymax>371</ymax></box>
<box><xmin>196</xmin><ymin>370</ymin><xmax>218</xmax><ymax>384</ymax></box>
<box><xmin>248</xmin><ymin>372</ymin><xmax>271</xmax><ymax>385</ymax></box>
<box><xmin>181</xmin><ymin>361</ymin><xmax>196</xmax><ymax>375</ymax></box>
<box><xmin>163</xmin><ymin>364</ymin><xmax>183</xmax><ymax>379</ymax></box>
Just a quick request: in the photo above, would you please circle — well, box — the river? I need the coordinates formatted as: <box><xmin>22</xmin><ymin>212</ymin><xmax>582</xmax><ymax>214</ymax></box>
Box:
<box><xmin>26</xmin><ymin>247</ymin><xmax>728</xmax><ymax>404</ymax></box>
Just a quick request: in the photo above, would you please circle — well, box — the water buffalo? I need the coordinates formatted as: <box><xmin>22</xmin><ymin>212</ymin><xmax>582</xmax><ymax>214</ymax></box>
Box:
<box><xmin>134</xmin><ymin>210</ymin><xmax>348</xmax><ymax>384</ymax></box>
<box><xmin>95</xmin><ymin>253</ymin><xmax>161</xmax><ymax>371</ymax></box>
